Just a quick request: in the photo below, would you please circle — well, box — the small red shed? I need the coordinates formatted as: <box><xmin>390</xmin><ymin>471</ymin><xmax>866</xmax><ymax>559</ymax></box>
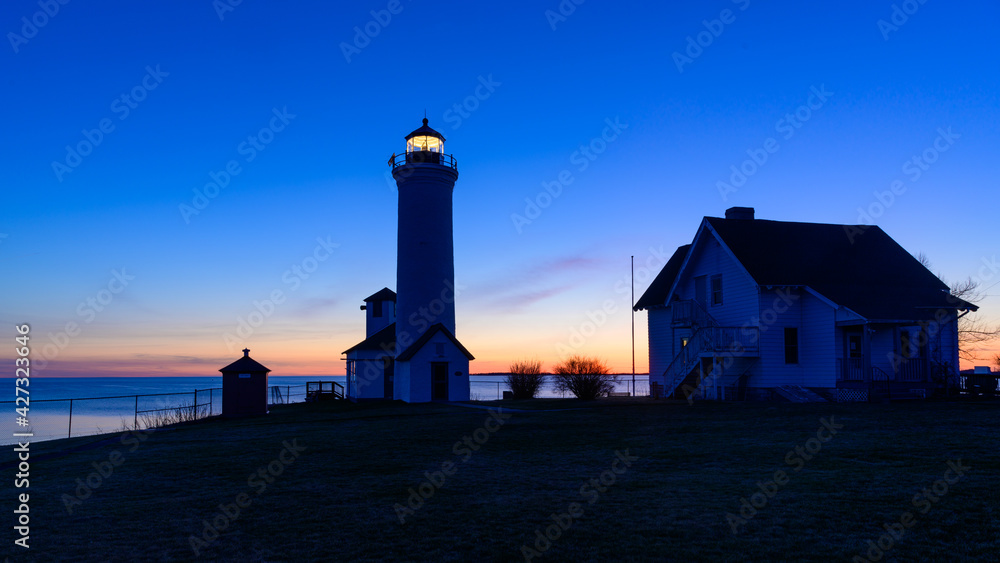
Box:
<box><xmin>220</xmin><ymin>348</ymin><xmax>271</xmax><ymax>417</ymax></box>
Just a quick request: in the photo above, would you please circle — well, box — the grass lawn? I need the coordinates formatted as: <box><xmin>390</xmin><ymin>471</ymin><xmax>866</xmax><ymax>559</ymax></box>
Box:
<box><xmin>5</xmin><ymin>399</ymin><xmax>1000</xmax><ymax>562</ymax></box>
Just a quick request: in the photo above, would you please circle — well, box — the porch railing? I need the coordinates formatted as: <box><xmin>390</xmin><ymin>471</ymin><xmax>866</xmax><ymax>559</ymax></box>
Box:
<box><xmin>838</xmin><ymin>358</ymin><xmax>926</xmax><ymax>382</ymax></box>
<box><xmin>671</xmin><ymin>299</ymin><xmax>713</xmax><ymax>327</ymax></box>
<box><xmin>895</xmin><ymin>359</ymin><xmax>925</xmax><ymax>382</ymax></box>
<box><xmin>839</xmin><ymin>358</ymin><xmax>865</xmax><ymax>381</ymax></box>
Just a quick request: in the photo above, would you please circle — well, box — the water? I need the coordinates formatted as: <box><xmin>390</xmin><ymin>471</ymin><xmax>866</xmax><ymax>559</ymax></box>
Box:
<box><xmin>1</xmin><ymin>374</ymin><xmax>648</xmax><ymax>445</ymax></box>
<box><xmin>0</xmin><ymin>375</ymin><xmax>344</xmax><ymax>445</ymax></box>
<box><xmin>469</xmin><ymin>374</ymin><xmax>649</xmax><ymax>401</ymax></box>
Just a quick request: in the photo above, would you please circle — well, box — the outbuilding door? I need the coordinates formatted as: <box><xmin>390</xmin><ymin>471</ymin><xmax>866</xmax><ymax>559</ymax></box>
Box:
<box><xmin>432</xmin><ymin>362</ymin><xmax>448</xmax><ymax>400</ymax></box>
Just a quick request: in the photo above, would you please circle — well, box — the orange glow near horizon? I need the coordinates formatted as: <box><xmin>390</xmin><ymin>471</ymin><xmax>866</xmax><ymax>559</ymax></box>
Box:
<box><xmin>12</xmin><ymin>312</ymin><xmax>996</xmax><ymax>378</ymax></box>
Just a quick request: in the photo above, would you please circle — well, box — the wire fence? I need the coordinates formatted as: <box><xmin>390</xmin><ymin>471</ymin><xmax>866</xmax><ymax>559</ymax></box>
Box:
<box><xmin>469</xmin><ymin>374</ymin><xmax>650</xmax><ymax>400</ymax></box>
<box><xmin>1</xmin><ymin>383</ymin><xmax>322</xmax><ymax>445</ymax></box>
<box><xmin>2</xmin><ymin>377</ymin><xmax>650</xmax><ymax>445</ymax></box>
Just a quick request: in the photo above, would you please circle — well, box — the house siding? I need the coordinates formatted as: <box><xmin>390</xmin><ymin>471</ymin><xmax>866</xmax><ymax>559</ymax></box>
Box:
<box><xmin>647</xmin><ymin>307</ymin><xmax>672</xmax><ymax>383</ymax></box>
<box><xmin>673</xmin><ymin>229</ymin><xmax>758</xmax><ymax>327</ymax></box>
<box><xmin>748</xmin><ymin>289</ymin><xmax>834</xmax><ymax>388</ymax></box>
<box><xmin>870</xmin><ymin>325</ymin><xmax>898</xmax><ymax>375</ymax></box>
<box><xmin>754</xmin><ymin>287</ymin><xmax>804</xmax><ymax>387</ymax></box>
<box><xmin>939</xmin><ymin>312</ymin><xmax>960</xmax><ymax>372</ymax></box>
<box><xmin>348</xmin><ymin>350</ymin><xmax>389</xmax><ymax>400</ymax></box>
<box><xmin>800</xmin><ymin>293</ymin><xmax>836</xmax><ymax>387</ymax></box>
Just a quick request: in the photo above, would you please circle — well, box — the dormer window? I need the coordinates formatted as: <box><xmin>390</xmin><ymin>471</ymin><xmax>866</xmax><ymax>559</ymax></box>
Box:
<box><xmin>372</xmin><ymin>300</ymin><xmax>383</xmax><ymax>318</ymax></box>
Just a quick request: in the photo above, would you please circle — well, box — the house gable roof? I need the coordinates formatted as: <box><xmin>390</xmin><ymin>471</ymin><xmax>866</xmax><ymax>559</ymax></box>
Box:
<box><xmin>342</xmin><ymin>322</ymin><xmax>395</xmax><ymax>355</ymax></box>
<box><xmin>704</xmin><ymin>217</ymin><xmax>977</xmax><ymax>321</ymax></box>
<box><xmin>634</xmin><ymin>245</ymin><xmax>690</xmax><ymax>311</ymax></box>
<box><xmin>396</xmin><ymin>323</ymin><xmax>475</xmax><ymax>361</ymax></box>
<box><xmin>364</xmin><ymin>288</ymin><xmax>397</xmax><ymax>302</ymax></box>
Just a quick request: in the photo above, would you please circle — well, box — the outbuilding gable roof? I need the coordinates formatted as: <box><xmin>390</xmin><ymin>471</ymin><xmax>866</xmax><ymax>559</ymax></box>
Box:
<box><xmin>396</xmin><ymin>323</ymin><xmax>475</xmax><ymax>361</ymax></box>
<box><xmin>342</xmin><ymin>323</ymin><xmax>395</xmax><ymax>355</ymax></box>
<box><xmin>364</xmin><ymin>288</ymin><xmax>397</xmax><ymax>302</ymax></box>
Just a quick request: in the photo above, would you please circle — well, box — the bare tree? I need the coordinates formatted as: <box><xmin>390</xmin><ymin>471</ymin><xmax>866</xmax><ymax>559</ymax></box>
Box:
<box><xmin>919</xmin><ymin>254</ymin><xmax>1000</xmax><ymax>362</ymax></box>
<box><xmin>949</xmin><ymin>276</ymin><xmax>1000</xmax><ymax>362</ymax></box>
<box><xmin>505</xmin><ymin>359</ymin><xmax>544</xmax><ymax>399</ymax></box>
<box><xmin>552</xmin><ymin>355</ymin><xmax>617</xmax><ymax>400</ymax></box>
<box><xmin>916</xmin><ymin>252</ymin><xmax>933</xmax><ymax>270</ymax></box>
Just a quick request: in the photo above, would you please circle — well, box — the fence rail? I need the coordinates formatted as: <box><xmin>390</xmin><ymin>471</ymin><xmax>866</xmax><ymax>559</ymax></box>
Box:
<box><xmin>1</xmin><ymin>383</ymin><xmax>329</xmax><ymax>443</ymax></box>
<box><xmin>468</xmin><ymin>374</ymin><xmax>650</xmax><ymax>400</ymax></box>
<box><xmin>2</xmin><ymin>377</ymin><xmax>650</xmax><ymax>444</ymax></box>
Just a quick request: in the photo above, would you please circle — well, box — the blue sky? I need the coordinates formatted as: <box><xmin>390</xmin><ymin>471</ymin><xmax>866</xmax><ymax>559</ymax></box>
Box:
<box><xmin>2</xmin><ymin>0</ymin><xmax>998</xmax><ymax>375</ymax></box>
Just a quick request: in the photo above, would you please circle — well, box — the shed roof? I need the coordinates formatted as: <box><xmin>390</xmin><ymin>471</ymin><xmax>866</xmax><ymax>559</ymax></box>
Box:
<box><xmin>220</xmin><ymin>349</ymin><xmax>271</xmax><ymax>373</ymax></box>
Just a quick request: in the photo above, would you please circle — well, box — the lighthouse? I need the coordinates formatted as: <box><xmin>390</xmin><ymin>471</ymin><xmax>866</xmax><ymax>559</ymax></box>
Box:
<box><xmin>343</xmin><ymin>118</ymin><xmax>474</xmax><ymax>403</ymax></box>
<box><xmin>392</xmin><ymin>118</ymin><xmax>460</xmax><ymax>341</ymax></box>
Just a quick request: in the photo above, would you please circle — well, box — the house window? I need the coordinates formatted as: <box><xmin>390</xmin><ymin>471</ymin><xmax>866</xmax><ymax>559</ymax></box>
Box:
<box><xmin>848</xmin><ymin>334</ymin><xmax>862</xmax><ymax>359</ymax></box>
<box><xmin>435</xmin><ymin>343</ymin><xmax>445</xmax><ymax>356</ymax></box>
<box><xmin>710</xmin><ymin>275</ymin><xmax>723</xmax><ymax>306</ymax></box>
<box><xmin>372</xmin><ymin>300</ymin><xmax>383</xmax><ymax>318</ymax></box>
<box><xmin>784</xmin><ymin>327</ymin><xmax>799</xmax><ymax>364</ymax></box>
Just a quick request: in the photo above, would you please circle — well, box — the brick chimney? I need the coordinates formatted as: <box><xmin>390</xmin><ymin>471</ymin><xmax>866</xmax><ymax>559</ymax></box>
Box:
<box><xmin>725</xmin><ymin>207</ymin><xmax>755</xmax><ymax>220</ymax></box>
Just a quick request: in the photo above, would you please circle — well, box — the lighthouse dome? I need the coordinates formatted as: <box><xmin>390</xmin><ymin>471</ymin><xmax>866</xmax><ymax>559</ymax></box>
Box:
<box><xmin>405</xmin><ymin>118</ymin><xmax>445</xmax><ymax>153</ymax></box>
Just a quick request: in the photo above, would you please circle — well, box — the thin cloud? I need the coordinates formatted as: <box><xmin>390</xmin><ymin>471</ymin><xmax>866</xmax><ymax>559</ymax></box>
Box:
<box><xmin>287</xmin><ymin>297</ymin><xmax>339</xmax><ymax>319</ymax></box>
<box><xmin>483</xmin><ymin>283</ymin><xmax>577</xmax><ymax>312</ymax></box>
<box><xmin>471</xmin><ymin>254</ymin><xmax>605</xmax><ymax>312</ymax></box>
<box><xmin>477</xmin><ymin>254</ymin><xmax>605</xmax><ymax>294</ymax></box>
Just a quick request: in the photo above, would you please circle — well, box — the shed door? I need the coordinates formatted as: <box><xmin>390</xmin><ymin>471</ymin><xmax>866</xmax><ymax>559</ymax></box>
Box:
<box><xmin>432</xmin><ymin>362</ymin><xmax>449</xmax><ymax>400</ymax></box>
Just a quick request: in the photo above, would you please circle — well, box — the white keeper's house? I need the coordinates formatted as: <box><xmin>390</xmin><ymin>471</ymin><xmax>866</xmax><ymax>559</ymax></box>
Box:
<box><xmin>634</xmin><ymin>207</ymin><xmax>976</xmax><ymax>402</ymax></box>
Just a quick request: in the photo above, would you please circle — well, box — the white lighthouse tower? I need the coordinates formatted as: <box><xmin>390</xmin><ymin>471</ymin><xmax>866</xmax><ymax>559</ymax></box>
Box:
<box><xmin>386</xmin><ymin>118</ymin><xmax>473</xmax><ymax>402</ymax></box>
<box><xmin>393</xmin><ymin>119</ymin><xmax>459</xmax><ymax>340</ymax></box>
<box><xmin>344</xmin><ymin>119</ymin><xmax>474</xmax><ymax>403</ymax></box>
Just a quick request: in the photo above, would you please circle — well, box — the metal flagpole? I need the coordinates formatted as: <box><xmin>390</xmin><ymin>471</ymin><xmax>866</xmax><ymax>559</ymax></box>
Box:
<box><xmin>631</xmin><ymin>255</ymin><xmax>635</xmax><ymax>396</ymax></box>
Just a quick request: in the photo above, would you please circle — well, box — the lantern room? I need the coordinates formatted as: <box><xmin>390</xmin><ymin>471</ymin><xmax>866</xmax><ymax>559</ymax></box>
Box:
<box><xmin>405</xmin><ymin>118</ymin><xmax>445</xmax><ymax>154</ymax></box>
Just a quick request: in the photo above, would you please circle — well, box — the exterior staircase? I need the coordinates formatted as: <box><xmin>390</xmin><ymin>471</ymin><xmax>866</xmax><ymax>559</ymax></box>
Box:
<box><xmin>657</xmin><ymin>300</ymin><xmax>759</xmax><ymax>400</ymax></box>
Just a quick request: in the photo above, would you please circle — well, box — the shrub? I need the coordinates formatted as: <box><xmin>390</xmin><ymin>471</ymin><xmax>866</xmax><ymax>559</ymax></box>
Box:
<box><xmin>552</xmin><ymin>355</ymin><xmax>617</xmax><ymax>400</ymax></box>
<box><xmin>505</xmin><ymin>359</ymin><xmax>544</xmax><ymax>399</ymax></box>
